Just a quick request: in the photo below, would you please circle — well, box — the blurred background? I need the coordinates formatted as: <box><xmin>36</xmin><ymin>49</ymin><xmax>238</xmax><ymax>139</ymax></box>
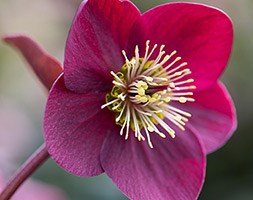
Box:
<box><xmin>0</xmin><ymin>0</ymin><xmax>252</xmax><ymax>199</ymax></box>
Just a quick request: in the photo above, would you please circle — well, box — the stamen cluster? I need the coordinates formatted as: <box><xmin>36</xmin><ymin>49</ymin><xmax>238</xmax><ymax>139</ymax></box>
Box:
<box><xmin>102</xmin><ymin>40</ymin><xmax>196</xmax><ymax>148</ymax></box>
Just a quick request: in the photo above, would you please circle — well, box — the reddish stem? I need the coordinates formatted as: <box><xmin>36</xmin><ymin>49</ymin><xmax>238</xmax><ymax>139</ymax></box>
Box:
<box><xmin>0</xmin><ymin>143</ymin><xmax>49</xmax><ymax>200</ymax></box>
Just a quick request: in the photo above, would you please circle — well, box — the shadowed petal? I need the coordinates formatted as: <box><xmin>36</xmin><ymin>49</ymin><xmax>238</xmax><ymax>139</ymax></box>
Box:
<box><xmin>44</xmin><ymin>75</ymin><xmax>114</xmax><ymax>176</ymax></box>
<box><xmin>3</xmin><ymin>34</ymin><xmax>63</xmax><ymax>91</ymax></box>
<box><xmin>64</xmin><ymin>0</ymin><xmax>140</xmax><ymax>93</ymax></box>
<box><xmin>101</xmin><ymin>128</ymin><xmax>205</xmax><ymax>200</ymax></box>
<box><xmin>127</xmin><ymin>3</ymin><xmax>233</xmax><ymax>91</ymax></box>
<box><xmin>186</xmin><ymin>82</ymin><xmax>237</xmax><ymax>154</ymax></box>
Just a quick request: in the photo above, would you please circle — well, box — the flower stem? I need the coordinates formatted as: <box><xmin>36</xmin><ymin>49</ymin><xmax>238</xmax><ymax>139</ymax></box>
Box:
<box><xmin>0</xmin><ymin>143</ymin><xmax>49</xmax><ymax>200</ymax></box>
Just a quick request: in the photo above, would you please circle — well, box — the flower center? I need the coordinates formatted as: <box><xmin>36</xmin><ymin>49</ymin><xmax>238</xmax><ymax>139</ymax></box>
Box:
<box><xmin>101</xmin><ymin>40</ymin><xmax>196</xmax><ymax>148</ymax></box>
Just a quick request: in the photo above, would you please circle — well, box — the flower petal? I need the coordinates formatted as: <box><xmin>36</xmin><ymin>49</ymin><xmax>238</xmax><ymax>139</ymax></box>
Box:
<box><xmin>44</xmin><ymin>75</ymin><xmax>114</xmax><ymax>176</ymax></box>
<box><xmin>186</xmin><ymin>82</ymin><xmax>237</xmax><ymax>154</ymax></box>
<box><xmin>127</xmin><ymin>2</ymin><xmax>233</xmax><ymax>91</ymax></box>
<box><xmin>3</xmin><ymin>34</ymin><xmax>63</xmax><ymax>91</ymax></box>
<box><xmin>64</xmin><ymin>0</ymin><xmax>140</xmax><ymax>93</ymax></box>
<box><xmin>101</xmin><ymin>128</ymin><xmax>205</xmax><ymax>200</ymax></box>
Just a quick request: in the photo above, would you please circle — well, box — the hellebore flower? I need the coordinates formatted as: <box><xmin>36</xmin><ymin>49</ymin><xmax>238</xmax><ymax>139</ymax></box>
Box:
<box><xmin>43</xmin><ymin>0</ymin><xmax>236</xmax><ymax>199</ymax></box>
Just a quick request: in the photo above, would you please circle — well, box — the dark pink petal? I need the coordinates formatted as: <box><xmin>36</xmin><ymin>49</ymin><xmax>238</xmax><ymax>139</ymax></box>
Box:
<box><xmin>101</xmin><ymin>128</ymin><xmax>205</xmax><ymax>200</ymax></box>
<box><xmin>187</xmin><ymin>82</ymin><xmax>237</xmax><ymax>154</ymax></box>
<box><xmin>3</xmin><ymin>34</ymin><xmax>63</xmax><ymax>91</ymax></box>
<box><xmin>64</xmin><ymin>0</ymin><xmax>140</xmax><ymax>93</ymax></box>
<box><xmin>44</xmin><ymin>75</ymin><xmax>114</xmax><ymax>176</ymax></box>
<box><xmin>127</xmin><ymin>3</ymin><xmax>233</xmax><ymax>91</ymax></box>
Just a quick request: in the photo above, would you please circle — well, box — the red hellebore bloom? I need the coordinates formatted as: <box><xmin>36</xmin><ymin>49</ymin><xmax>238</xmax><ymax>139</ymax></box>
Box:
<box><xmin>44</xmin><ymin>0</ymin><xmax>236</xmax><ymax>199</ymax></box>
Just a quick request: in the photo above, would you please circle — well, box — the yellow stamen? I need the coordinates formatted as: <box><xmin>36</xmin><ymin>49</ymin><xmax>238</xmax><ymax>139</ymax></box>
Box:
<box><xmin>101</xmin><ymin>40</ymin><xmax>195</xmax><ymax>148</ymax></box>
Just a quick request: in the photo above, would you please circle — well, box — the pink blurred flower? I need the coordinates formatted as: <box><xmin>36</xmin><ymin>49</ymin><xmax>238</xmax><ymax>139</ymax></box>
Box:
<box><xmin>0</xmin><ymin>101</ymin><xmax>67</xmax><ymax>200</ymax></box>
<box><xmin>0</xmin><ymin>100</ymin><xmax>36</xmax><ymax>168</ymax></box>
<box><xmin>5</xmin><ymin>0</ymin><xmax>237</xmax><ymax>199</ymax></box>
<box><xmin>0</xmin><ymin>173</ymin><xmax>67</xmax><ymax>200</ymax></box>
